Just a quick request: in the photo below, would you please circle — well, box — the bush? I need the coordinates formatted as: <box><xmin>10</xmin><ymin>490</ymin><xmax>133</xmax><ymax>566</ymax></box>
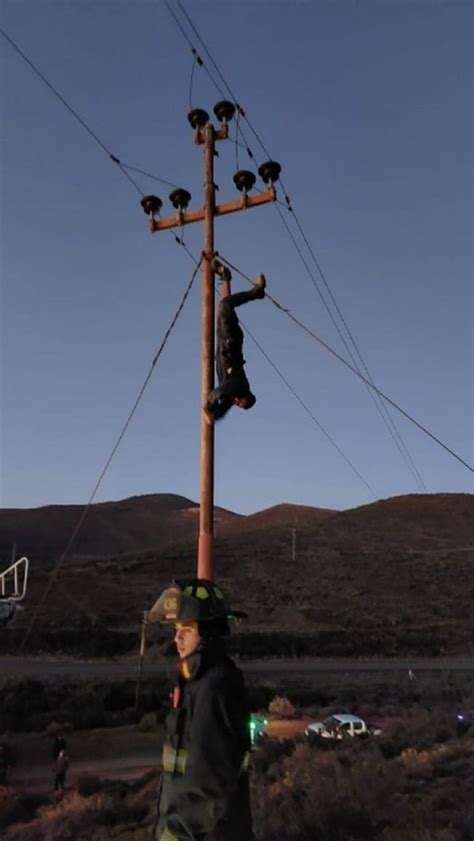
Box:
<box><xmin>136</xmin><ymin>712</ymin><xmax>158</xmax><ymax>733</ymax></box>
<box><xmin>268</xmin><ymin>696</ymin><xmax>296</xmax><ymax>719</ymax></box>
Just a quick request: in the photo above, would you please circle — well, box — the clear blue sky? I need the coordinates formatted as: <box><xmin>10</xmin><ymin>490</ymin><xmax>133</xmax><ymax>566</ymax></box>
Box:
<box><xmin>1</xmin><ymin>0</ymin><xmax>472</xmax><ymax>516</ymax></box>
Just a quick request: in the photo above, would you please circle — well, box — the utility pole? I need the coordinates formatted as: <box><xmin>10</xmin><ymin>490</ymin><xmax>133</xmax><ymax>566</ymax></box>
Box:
<box><xmin>199</xmin><ymin>121</ymin><xmax>216</xmax><ymax>579</ymax></box>
<box><xmin>141</xmin><ymin>102</ymin><xmax>280</xmax><ymax>581</ymax></box>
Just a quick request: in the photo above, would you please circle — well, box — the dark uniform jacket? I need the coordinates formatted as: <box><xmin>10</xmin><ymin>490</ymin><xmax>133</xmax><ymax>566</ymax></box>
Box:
<box><xmin>155</xmin><ymin>639</ymin><xmax>253</xmax><ymax>841</ymax></box>
<box><xmin>205</xmin><ymin>295</ymin><xmax>255</xmax><ymax>421</ymax></box>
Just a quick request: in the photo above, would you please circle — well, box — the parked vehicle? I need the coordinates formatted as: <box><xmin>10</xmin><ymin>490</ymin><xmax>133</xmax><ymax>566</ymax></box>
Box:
<box><xmin>305</xmin><ymin>713</ymin><xmax>382</xmax><ymax>739</ymax></box>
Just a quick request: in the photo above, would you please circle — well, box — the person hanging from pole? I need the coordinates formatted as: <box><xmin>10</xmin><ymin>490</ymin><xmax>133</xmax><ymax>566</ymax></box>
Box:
<box><xmin>148</xmin><ymin>579</ymin><xmax>254</xmax><ymax>841</ymax></box>
<box><xmin>205</xmin><ymin>260</ymin><xmax>266</xmax><ymax>422</ymax></box>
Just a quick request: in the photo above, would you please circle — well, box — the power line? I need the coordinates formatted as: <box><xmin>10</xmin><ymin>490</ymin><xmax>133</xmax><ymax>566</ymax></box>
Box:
<box><xmin>0</xmin><ymin>27</ymin><xmax>181</xmax><ymax>197</ymax></box>
<box><xmin>118</xmin><ymin>162</ymin><xmax>180</xmax><ymax>189</ymax></box>
<box><xmin>273</xmin><ymin>202</ymin><xmax>426</xmax><ymax>491</ymax></box>
<box><xmin>165</xmin><ymin>2</ymin><xmax>428</xmax><ymax>491</ymax></box>
<box><xmin>18</xmin><ymin>258</ymin><xmax>202</xmax><ymax>651</ymax></box>
<box><xmin>241</xmin><ymin>322</ymin><xmax>379</xmax><ymax>500</ymax></box>
<box><xmin>218</xmin><ymin>255</ymin><xmax>473</xmax><ymax>474</ymax></box>
<box><xmin>163</xmin><ymin>0</ymin><xmax>228</xmax><ymax>101</ymax></box>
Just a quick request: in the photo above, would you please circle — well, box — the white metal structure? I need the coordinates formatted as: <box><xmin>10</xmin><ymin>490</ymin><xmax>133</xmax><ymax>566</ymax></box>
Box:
<box><xmin>0</xmin><ymin>556</ymin><xmax>29</xmax><ymax>628</ymax></box>
<box><xmin>0</xmin><ymin>556</ymin><xmax>29</xmax><ymax>601</ymax></box>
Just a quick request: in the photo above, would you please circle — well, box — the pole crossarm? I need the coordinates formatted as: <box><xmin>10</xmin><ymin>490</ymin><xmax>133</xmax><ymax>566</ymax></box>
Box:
<box><xmin>150</xmin><ymin>189</ymin><xmax>276</xmax><ymax>232</ymax></box>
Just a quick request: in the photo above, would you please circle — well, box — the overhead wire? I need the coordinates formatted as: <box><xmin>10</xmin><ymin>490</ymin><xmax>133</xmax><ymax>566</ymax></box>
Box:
<box><xmin>217</xmin><ymin>254</ymin><xmax>473</xmax><ymax>474</ymax></box>
<box><xmin>1</xmin><ymin>27</ymin><xmax>178</xmax><ymax>197</ymax></box>
<box><xmin>2</xmin><ymin>23</ymin><xmax>211</xmax><ymax>640</ymax></box>
<box><xmin>189</xmin><ymin>52</ymin><xmax>197</xmax><ymax>110</ymax></box>
<box><xmin>272</xmin><ymin>201</ymin><xmax>426</xmax><ymax>491</ymax></box>
<box><xmin>165</xmin><ymin>1</ymin><xmax>428</xmax><ymax>491</ymax></box>
<box><xmin>241</xmin><ymin>322</ymin><xmax>379</xmax><ymax>500</ymax></box>
<box><xmin>118</xmin><ymin>162</ymin><xmax>180</xmax><ymax>189</ymax></box>
<box><xmin>18</xmin><ymin>256</ymin><xmax>202</xmax><ymax>652</ymax></box>
<box><xmin>163</xmin><ymin>0</ymin><xmax>228</xmax><ymax>101</ymax></box>
<box><xmin>211</xmin><ymin>272</ymin><xmax>378</xmax><ymax>497</ymax></box>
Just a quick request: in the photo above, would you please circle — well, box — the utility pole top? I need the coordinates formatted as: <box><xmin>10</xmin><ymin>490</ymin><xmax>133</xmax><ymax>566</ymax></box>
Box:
<box><xmin>142</xmin><ymin>103</ymin><xmax>281</xmax><ymax>581</ymax></box>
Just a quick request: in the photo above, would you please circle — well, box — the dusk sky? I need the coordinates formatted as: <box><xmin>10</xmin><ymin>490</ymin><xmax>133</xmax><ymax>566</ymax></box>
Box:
<box><xmin>1</xmin><ymin>0</ymin><xmax>472</xmax><ymax>517</ymax></box>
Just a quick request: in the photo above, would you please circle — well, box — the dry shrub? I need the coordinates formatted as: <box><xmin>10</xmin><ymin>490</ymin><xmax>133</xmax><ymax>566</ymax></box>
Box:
<box><xmin>0</xmin><ymin>786</ymin><xmax>45</xmax><ymax>829</ymax></box>
<box><xmin>251</xmin><ymin>734</ymin><xmax>473</xmax><ymax>841</ymax></box>
<box><xmin>252</xmin><ymin>740</ymin><xmax>404</xmax><ymax>841</ymax></box>
<box><xmin>268</xmin><ymin>696</ymin><xmax>296</xmax><ymax>719</ymax></box>
<box><xmin>136</xmin><ymin>712</ymin><xmax>158</xmax><ymax>733</ymax></box>
<box><xmin>6</xmin><ymin>791</ymin><xmax>111</xmax><ymax>841</ymax></box>
<box><xmin>5</xmin><ymin>787</ymin><xmax>149</xmax><ymax>841</ymax></box>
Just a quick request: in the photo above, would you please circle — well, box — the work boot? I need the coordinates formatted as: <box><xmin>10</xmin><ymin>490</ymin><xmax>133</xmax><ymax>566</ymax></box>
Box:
<box><xmin>251</xmin><ymin>273</ymin><xmax>266</xmax><ymax>299</ymax></box>
<box><xmin>211</xmin><ymin>258</ymin><xmax>232</xmax><ymax>285</ymax></box>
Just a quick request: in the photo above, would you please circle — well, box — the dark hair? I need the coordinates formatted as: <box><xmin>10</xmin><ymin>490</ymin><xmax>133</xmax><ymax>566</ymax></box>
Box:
<box><xmin>198</xmin><ymin>616</ymin><xmax>231</xmax><ymax>639</ymax></box>
<box><xmin>205</xmin><ymin>395</ymin><xmax>233</xmax><ymax>421</ymax></box>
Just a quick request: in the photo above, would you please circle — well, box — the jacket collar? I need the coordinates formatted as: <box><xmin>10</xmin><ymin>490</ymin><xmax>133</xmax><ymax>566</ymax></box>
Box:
<box><xmin>178</xmin><ymin>636</ymin><xmax>227</xmax><ymax>682</ymax></box>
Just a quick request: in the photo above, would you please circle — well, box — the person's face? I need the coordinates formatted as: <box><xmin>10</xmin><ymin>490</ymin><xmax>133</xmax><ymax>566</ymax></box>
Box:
<box><xmin>233</xmin><ymin>396</ymin><xmax>249</xmax><ymax>409</ymax></box>
<box><xmin>174</xmin><ymin>621</ymin><xmax>201</xmax><ymax>659</ymax></box>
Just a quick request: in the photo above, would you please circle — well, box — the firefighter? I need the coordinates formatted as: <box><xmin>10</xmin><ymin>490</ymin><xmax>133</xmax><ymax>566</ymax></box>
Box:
<box><xmin>148</xmin><ymin>578</ymin><xmax>254</xmax><ymax>841</ymax></box>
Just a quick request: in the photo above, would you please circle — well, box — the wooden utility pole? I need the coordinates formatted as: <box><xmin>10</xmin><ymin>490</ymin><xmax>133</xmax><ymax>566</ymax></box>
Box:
<box><xmin>198</xmin><ymin>123</ymin><xmax>216</xmax><ymax>579</ymax></box>
<box><xmin>143</xmin><ymin>104</ymin><xmax>279</xmax><ymax>581</ymax></box>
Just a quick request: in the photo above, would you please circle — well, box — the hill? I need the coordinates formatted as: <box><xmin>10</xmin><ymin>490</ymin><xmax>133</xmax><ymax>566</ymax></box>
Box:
<box><xmin>1</xmin><ymin>492</ymin><xmax>473</xmax><ymax>656</ymax></box>
<box><xmin>0</xmin><ymin>493</ymin><xmax>239</xmax><ymax>564</ymax></box>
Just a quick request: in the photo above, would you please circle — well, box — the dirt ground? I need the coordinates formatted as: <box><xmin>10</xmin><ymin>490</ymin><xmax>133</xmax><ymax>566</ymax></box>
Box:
<box><xmin>4</xmin><ymin>724</ymin><xmax>163</xmax><ymax>793</ymax></box>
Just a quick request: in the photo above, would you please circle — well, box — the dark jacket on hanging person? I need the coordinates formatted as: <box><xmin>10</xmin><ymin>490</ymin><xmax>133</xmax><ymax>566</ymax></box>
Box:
<box><xmin>205</xmin><ymin>291</ymin><xmax>257</xmax><ymax>421</ymax></box>
<box><xmin>154</xmin><ymin>637</ymin><xmax>254</xmax><ymax>841</ymax></box>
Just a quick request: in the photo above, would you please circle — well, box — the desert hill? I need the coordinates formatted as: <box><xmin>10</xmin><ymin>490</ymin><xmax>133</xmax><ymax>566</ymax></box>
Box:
<box><xmin>224</xmin><ymin>502</ymin><xmax>335</xmax><ymax>533</ymax></box>
<box><xmin>0</xmin><ymin>493</ymin><xmax>239</xmax><ymax>564</ymax></box>
<box><xmin>2</xmin><ymin>492</ymin><xmax>473</xmax><ymax>656</ymax></box>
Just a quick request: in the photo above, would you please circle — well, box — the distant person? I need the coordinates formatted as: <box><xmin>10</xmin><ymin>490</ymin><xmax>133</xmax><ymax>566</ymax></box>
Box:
<box><xmin>52</xmin><ymin>734</ymin><xmax>67</xmax><ymax>760</ymax></box>
<box><xmin>205</xmin><ymin>271</ymin><xmax>266</xmax><ymax>422</ymax></box>
<box><xmin>408</xmin><ymin>669</ymin><xmax>416</xmax><ymax>681</ymax></box>
<box><xmin>148</xmin><ymin>578</ymin><xmax>254</xmax><ymax>841</ymax></box>
<box><xmin>53</xmin><ymin>748</ymin><xmax>69</xmax><ymax>791</ymax></box>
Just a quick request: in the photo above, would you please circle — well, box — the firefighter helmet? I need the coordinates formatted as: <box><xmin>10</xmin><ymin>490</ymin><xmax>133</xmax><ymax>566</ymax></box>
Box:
<box><xmin>147</xmin><ymin>578</ymin><xmax>247</xmax><ymax>624</ymax></box>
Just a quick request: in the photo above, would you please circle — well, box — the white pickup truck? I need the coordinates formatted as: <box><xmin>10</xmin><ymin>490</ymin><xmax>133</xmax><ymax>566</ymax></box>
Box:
<box><xmin>305</xmin><ymin>713</ymin><xmax>382</xmax><ymax>739</ymax></box>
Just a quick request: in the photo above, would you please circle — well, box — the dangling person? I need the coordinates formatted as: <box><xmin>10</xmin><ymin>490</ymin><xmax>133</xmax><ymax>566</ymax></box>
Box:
<box><xmin>205</xmin><ymin>272</ymin><xmax>266</xmax><ymax>422</ymax></box>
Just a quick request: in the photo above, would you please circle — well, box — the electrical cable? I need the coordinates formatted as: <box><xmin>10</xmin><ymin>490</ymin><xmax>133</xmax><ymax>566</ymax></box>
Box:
<box><xmin>211</xmin><ymin>272</ymin><xmax>377</xmax><ymax>497</ymax></box>
<box><xmin>189</xmin><ymin>52</ymin><xmax>197</xmax><ymax>111</ymax></box>
<box><xmin>118</xmin><ymin>162</ymin><xmax>180</xmax><ymax>189</ymax></box>
<box><xmin>241</xmin><ymin>322</ymin><xmax>379</xmax><ymax>500</ymax></box>
<box><xmin>273</xmin><ymin>202</ymin><xmax>426</xmax><ymax>491</ymax></box>
<box><xmin>234</xmin><ymin>110</ymin><xmax>241</xmax><ymax>171</ymax></box>
<box><xmin>18</xmin><ymin>257</ymin><xmax>202</xmax><ymax>652</ymax></box>
<box><xmin>165</xmin><ymin>2</ymin><xmax>428</xmax><ymax>490</ymax></box>
<box><xmin>218</xmin><ymin>254</ymin><xmax>473</xmax><ymax>474</ymax></box>
<box><xmin>163</xmin><ymin>0</ymin><xmax>228</xmax><ymax>101</ymax></box>
<box><xmin>0</xmin><ymin>27</ymin><xmax>181</xmax><ymax>197</ymax></box>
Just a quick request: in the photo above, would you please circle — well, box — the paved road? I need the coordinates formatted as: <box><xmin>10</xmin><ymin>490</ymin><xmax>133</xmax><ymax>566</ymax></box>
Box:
<box><xmin>1</xmin><ymin>655</ymin><xmax>472</xmax><ymax>685</ymax></box>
